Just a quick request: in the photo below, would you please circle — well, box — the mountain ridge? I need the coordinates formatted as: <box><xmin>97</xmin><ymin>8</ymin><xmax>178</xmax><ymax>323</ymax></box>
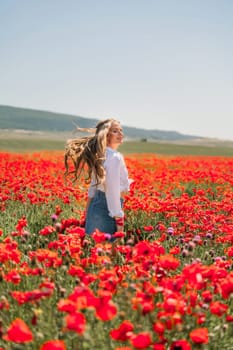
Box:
<box><xmin>0</xmin><ymin>104</ymin><xmax>200</xmax><ymax>141</ymax></box>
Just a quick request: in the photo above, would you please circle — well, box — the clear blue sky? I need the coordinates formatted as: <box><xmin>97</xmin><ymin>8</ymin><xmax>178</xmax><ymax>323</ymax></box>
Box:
<box><xmin>1</xmin><ymin>0</ymin><xmax>233</xmax><ymax>140</ymax></box>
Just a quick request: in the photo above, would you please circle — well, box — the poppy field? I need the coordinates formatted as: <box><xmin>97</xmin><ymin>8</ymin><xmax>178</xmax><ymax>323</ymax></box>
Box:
<box><xmin>0</xmin><ymin>151</ymin><xmax>233</xmax><ymax>350</ymax></box>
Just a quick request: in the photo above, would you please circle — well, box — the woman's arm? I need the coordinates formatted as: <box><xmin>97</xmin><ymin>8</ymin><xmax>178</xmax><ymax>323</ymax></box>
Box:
<box><xmin>105</xmin><ymin>155</ymin><xmax>125</xmax><ymax>232</ymax></box>
<box><xmin>105</xmin><ymin>156</ymin><xmax>124</xmax><ymax>218</ymax></box>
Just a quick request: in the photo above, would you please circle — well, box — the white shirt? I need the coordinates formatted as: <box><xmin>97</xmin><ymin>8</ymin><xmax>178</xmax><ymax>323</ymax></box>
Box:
<box><xmin>88</xmin><ymin>147</ymin><xmax>132</xmax><ymax>217</ymax></box>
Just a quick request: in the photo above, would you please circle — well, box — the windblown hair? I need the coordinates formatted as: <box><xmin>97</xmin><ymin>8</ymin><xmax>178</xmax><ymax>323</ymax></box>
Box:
<box><xmin>64</xmin><ymin>118</ymin><xmax>118</xmax><ymax>183</ymax></box>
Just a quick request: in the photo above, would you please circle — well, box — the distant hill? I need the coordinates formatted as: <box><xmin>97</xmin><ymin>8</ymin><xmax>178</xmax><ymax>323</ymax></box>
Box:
<box><xmin>0</xmin><ymin>105</ymin><xmax>199</xmax><ymax>141</ymax></box>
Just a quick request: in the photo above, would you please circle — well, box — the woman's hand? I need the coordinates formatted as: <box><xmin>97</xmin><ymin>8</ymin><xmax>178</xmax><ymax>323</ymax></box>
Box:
<box><xmin>115</xmin><ymin>216</ymin><xmax>124</xmax><ymax>232</ymax></box>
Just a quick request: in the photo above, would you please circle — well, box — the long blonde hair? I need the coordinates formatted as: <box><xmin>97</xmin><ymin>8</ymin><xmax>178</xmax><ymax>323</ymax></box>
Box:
<box><xmin>64</xmin><ymin>118</ymin><xmax>118</xmax><ymax>183</ymax></box>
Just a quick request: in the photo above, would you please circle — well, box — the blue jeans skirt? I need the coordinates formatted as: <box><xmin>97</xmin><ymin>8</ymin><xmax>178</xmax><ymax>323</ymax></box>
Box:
<box><xmin>85</xmin><ymin>190</ymin><xmax>117</xmax><ymax>236</ymax></box>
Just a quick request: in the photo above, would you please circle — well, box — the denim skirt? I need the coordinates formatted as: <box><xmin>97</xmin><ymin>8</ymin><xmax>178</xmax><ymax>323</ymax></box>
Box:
<box><xmin>85</xmin><ymin>190</ymin><xmax>117</xmax><ymax>236</ymax></box>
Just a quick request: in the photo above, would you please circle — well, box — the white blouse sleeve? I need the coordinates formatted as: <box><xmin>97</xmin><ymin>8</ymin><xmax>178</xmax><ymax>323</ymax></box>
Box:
<box><xmin>120</xmin><ymin>155</ymin><xmax>132</xmax><ymax>192</ymax></box>
<box><xmin>105</xmin><ymin>154</ymin><xmax>124</xmax><ymax>218</ymax></box>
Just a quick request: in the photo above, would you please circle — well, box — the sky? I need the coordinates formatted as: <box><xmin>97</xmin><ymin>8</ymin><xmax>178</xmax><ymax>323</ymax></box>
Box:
<box><xmin>0</xmin><ymin>0</ymin><xmax>233</xmax><ymax>140</ymax></box>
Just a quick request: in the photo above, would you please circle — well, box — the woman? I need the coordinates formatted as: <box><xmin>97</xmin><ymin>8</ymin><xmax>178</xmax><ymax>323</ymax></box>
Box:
<box><xmin>64</xmin><ymin>118</ymin><xmax>132</xmax><ymax>238</ymax></box>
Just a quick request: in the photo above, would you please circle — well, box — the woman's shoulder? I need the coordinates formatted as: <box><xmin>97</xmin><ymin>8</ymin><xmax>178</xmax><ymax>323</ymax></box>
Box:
<box><xmin>106</xmin><ymin>147</ymin><xmax>123</xmax><ymax>163</ymax></box>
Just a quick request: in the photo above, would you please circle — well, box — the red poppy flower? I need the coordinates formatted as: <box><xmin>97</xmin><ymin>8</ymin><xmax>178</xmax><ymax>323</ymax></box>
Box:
<box><xmin>153</xmin><ymin>321</ymin><xmax>165</xmax><ymax>335</ymax></box>
<box><xmin>15</xmin><ymin>216</ymin><xmax>28</xmax><ymax>232</ymax></box>
<box><xmin>55</xmin><ymin>205</ymin><xmax>63</xmax><ymax>216</ymax></box>
<box><xmin>190</xmin><ymin>327</ymin><xmax>208</xmax><ymax>344</ymax></box>
<box><xmin>67</xmin><ymin>285</ymin><xmax>98</xmax><ymax>309</ymax></box>
<box><xmin>57</xmin><ymin>299</ymin><xmax>76</xmax><ymax>313</ymax></box>
<box><xmin>131</xmin><ymin>332</ymin><xmax>152</xmax><ymax>349</ymax></box>
<box><xmin>201</xmin><ymin>290</ymin><xmax>212</xmax><ymax>303</ymax></box>
<box><xmin>159</xmin><ymin>254</ymin><xmax>180</xmax><ymax>270</ymax></box>
<box><xmin>92</xmin><ymin>229</ymin><xmax>107</xmax><ymax>243</ymax></box>
<box><xmin>113</xmin><ymin>231</ymin><xmax>125</xmax><ymax>238</ymax></box>
<box><xmin>170</xmin><ymin>339</ymin><xmax>191</xmax><ymax>350</ymax></box>
<box><xmin>210</xmin><ymin>301</ymin><xmax>228</xmax><ymax>316</ymax></box>
<box><xmin>153</xmin><ymin>344</ymin><xmax>166</xmax><ymax>350</ymax></box>
<box><xmin>169</xmin><ymin>246</ymin><xmax>180</xmax><ymax>255</ymax></box>
<box><xmin>0</xmin><ymin>242</ymin><xmax>21</xmax><ymax>264</ymax></box>
<box><xmin>64</xmin><ymin>311</ymin><xmax>86</xmax><ymax>334</ymax></box>
<box><xmin>3</xmin><ymin>318</ymin><xmax>33</xmax><ymax>343</ymax></box>
<box><xmin>40</xmin><ymin>340</ymin><xmax>66</xmax><ymax>350</ymax></box>
<box><xmin>3</xmin><ymin>270</ymin><xmax>21</xmax><ymax>284</ymax></box>
<box><xmin>110</xmin><ymin>320</ymin><xmax>134</xmax><ymax>341</ymax></box>
<box><xmin>226</xmin><ymin>315</ymin><xmax>233</xmax><ymax>322</ymax></box>
<box><xmin>143</xmin><ymin>225</ymin><xmax>154</xmax><ymax>232</ymax></box>
<box><xmin>39</xmin><ymin>225</ymin><xmax>56</xmax><ymax>235</ymax></box>
<box><xmin>219</xmin><ymin>273</ymin><xmax>233</xmax><ymax>299</ymax></box>
<box><xmin>95</xmin><ymin>293</ymin><xmax>118</xmax><ymax>321</ymax></box>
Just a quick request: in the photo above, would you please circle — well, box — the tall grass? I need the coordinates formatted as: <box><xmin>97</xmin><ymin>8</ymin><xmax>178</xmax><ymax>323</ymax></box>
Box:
<box><xmin>1</xmin><ymin>137</ymin><xmax>233</xmax><ymax>156</ymax></box>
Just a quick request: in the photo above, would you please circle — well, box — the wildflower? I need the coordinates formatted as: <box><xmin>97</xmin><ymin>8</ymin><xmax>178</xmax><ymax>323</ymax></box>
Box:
<box><xmin>169</xmin><ymin>246</ymin><xmax>180</xmax><ymax>255</ymax></box>
<box><xmin>167</xmin><ymin>227</ymin><xmax>174</xmax><ymax>235</ymax></box>
<box><xmin>0</xmin><ymin>241</ymin><xmax>21</xmax><ymax>264</ymax></box>
<box><xmin>39</xmin><ymin>225</ymin><xmax>56</xmax><ymax>235</ymax></box>
<box><xmin>153</xmin><ymin>321</ymin><xmax>165</xmax><ymax>335</ymax></box>
<box><xmin>113</xmin><ymin>231</ymin><xmax>125</xmax><ymax>238</ymax></box>
<box><xmin>28</xmin><ymin>249</ymin><xmax>62</xmax><ymax>268</ymax></box>
<box><xmin>40</xmin><ymin>339</ymin><xmax>66</xmax><ymax>350</ymax></box>
<box><xmin>130</xmin><ymin>332</ymin><xmax>152</xmax><ymax>349</ymax></box>
<box><xmin>153</xmin><ymin>344</ymin><xmax>166</xmax><ymax>350</ymax></box>
<box><xmin>95</xmin><ymin>291</ymin><xmax>118</xmax><ymax>321</ymax></box>
<box><xmin>55</xmin><ymin>205</ymin><xmax>63</xmax><ymax>215</ymax></box>
<box><xmin>92</xmin><ymin>229</ymin><xmax>108</xmax><ymax>243</ymax></box>
<box><xmin>226</xmin><ymin>315</ymin><xmax>233</xmax><ymax>322</ymax></box>
<box><xmin>181</xmin><ymin>249</ymin><xmax>189</xmax><ymax>258</ymax></box>
<box><xmin>3</xmin><ymin>318</ymin><xmax>33</xmax><ymax>343</ymax></box>
<box><xmin>54</xmin><ymin>222</ymin><xmax>62</xmax><ymax>232</ymax></box>
<box><xmin>201</xmin><ymin>290</ymin><xmax>212</xmax><ymax>303</ymax></box>
<box><xmin>190</xmin><ymin>327</ymin><xmax>208</xmax><ymax>344</ymax></box>
<box><xmin>170</xmin><ymin>339</ymin><xmax>191</xmax><ymax>349</ymax></box>
<box><xmin>3</xmin><ymin>270</ymin><xmax>21</xmax><ymax>284</ymax></box>
<box><xmin>110</xmin><ymin>320</ymin><xmax>134</xmax><ymax>341</ymax></box>
<box><xmin>210</xmin><ymin>301</ymin><xmax>228</xmax><ymax>316</ymax></box>
<box><xmin>219</xmin><ymin>273</ymin><xmax>233</xmax><ymax>298</ymax></box>
<box><xmin>159</xmin><ymin>254</ymin><xmax>180</xmax><ymax>270</ymax></box>
<box><xmin>143</xmin><ymin>225</ymin><xmax>154</xmax><ymax>232</ymax></box>
<box><xmin>51</xmin><ymin>214</ymin><xmax>58</xmax><ymax>222</ymax></box>
<box><xmin>15</xmin><ymin>216</ymin><xmax>28</xmax><ymax>232</ymax></box>
<box><xmin>57</xmin><ymin>299</ymin><xmax>76</xmax><ymax>313</ymax></box>
<box><xmin>64</xmin><ymin>311</ymin><xmax>86</xmax><ymax>334</ymax></box>
<box><xmin>67</xmin><ymin>285</ymin><xmax>98</xmax><ymax>309</ymax></box>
